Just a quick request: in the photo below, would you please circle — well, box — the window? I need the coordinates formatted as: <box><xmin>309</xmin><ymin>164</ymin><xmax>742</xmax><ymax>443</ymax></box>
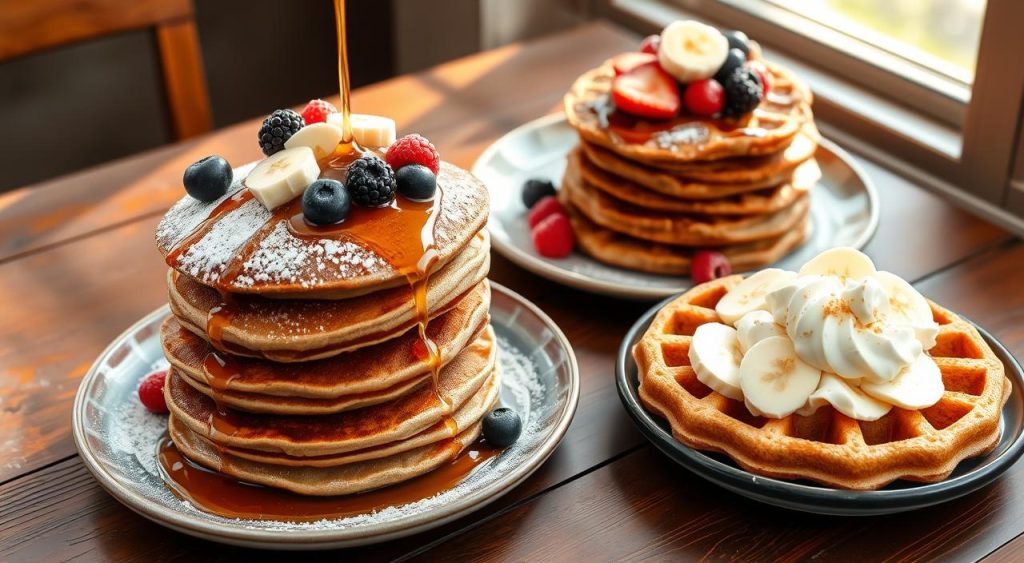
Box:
<box><xmin>606</xmin><ymin>0</ymin><xmax>1024</xmax><ymax>233</ymax></box>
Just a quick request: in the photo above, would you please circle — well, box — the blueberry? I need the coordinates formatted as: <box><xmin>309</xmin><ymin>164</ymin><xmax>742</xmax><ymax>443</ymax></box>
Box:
<box><xmin>723</xmin><ymin>30</ymin><xmax>750</xmax><ymax>58</ymax></box>
<box><xmin>395</xmin><ymin>164</ymin><xmax>437</xmax><ymax>201</ymax></box>
<box><xmin>714</xmin><ymin>48</ymin><xmax>746</xmax><ymax>83</ymax></box>
<box><xmin>522</xmin><ymin>178</ymin><xmax>556</xmax><ymax>209</ymax></box>
<box><xmin>183</xmin><ymin>155</ymin><xmax>233</xmax><ymax>202</ymax></box>
<box><xmin>302</xmin><ymin>179</ymin><xmax>350</xmax><ymax>225</ymax></box>
<box><xmin>482</xmin><ymin>407</ymin><xmax>522</xmax><ymax>448</ymax></box>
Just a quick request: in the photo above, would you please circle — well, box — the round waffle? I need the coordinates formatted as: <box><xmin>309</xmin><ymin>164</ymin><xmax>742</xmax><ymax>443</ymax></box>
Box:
<box><xmin>560</xmin><ymin>170</ymin><xmax>810</xmax><ymax>246</ymax></box>
<box><xmin>633</xmin><ymin>276</ymin><xmax>1011</xmax><ymax>490</ymax></box>
<box><xmin>568</xmin><ymin>146</ymin><xmax>816</xmax><ymax>216</ymax></box>
<box><xmin>564</xmin><ymin>202</ymin><xmax>809</xmax><ymax>275</ymax></box>
<box><xmin>565</xmin><ymin>60</ymin><xmax>813</xmax><ymax>162</ymax></box>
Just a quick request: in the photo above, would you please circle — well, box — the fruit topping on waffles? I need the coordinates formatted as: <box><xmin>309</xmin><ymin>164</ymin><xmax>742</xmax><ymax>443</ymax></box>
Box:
<box><xmin>634</xmin><ymin>247</ymin><xmax>1011</xmax><ymax>490</ymax></box>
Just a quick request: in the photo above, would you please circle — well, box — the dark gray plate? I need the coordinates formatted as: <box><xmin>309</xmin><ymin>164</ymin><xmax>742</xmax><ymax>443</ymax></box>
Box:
<box><xmin>72</xmin><ymin>282</ymin><xmax>579</xmax><ymax>549</ymax></box>
<box><xmin>616</xmin><ymin>295</ymin><xmax>1024</xmax><ymax>516</ymax></box>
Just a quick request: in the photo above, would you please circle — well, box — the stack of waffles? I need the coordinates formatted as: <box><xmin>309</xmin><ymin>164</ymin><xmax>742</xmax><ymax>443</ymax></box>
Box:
<box><xmin>154</xmin><ymin>160</ymin><xmax>497</xmax><ymax>495</ymax></box>
<box><xmin>562</xmin><ymin>59</ymin><xmax>821</xmax><ymax>275</ymax></box>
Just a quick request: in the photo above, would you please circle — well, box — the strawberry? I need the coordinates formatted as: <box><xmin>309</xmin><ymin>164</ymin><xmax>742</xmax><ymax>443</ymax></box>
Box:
<box><xmin>639</xmin><ymin>34</ymin><xmax>661</xmax><ymax>55</ymax></box>
<box><xmin>611</xmin><ymin>61</ymin><xmax>680</xmax><ymax>120</ymax></box>
<box><xmin>138</xmin><ymin>370</ymin><xmax>169</xmax><ymax>414</ymax></box>
<box><xmin>611</xmin><ymin>52</ymin><xmax>658</xmax><ymax>76</ymax></box>
<box><xmin>531</xmin><ymin>213</ymin><xmax>574</xmax><ymax>258</ymax></box>
<box><xmin>527</xmin><ymin>195</ymin><xmax>565</xmax><ymax>228</ymax></box>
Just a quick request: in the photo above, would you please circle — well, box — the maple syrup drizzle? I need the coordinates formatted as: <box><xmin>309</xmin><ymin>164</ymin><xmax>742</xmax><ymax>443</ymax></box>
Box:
<box><xmin>157</xmin><ymin>436</ymin><xmax>500</xmax><ymax>522</ymax></box>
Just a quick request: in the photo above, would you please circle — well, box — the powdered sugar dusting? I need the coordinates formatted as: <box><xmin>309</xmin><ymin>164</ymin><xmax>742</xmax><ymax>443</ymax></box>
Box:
<box><xmin>233</xmin><ymin>223</ymin><xmax>387</xmax><ymax>288</ymax></box>
<box><xmin>156</xmin><ymin>162</ymin><xmax>257</xmax><ymax>250</ymax></box>
<box><xmin>174</xmin><ymin>198</ymin><xmax>270</xmax><ymax>284</ymax></box>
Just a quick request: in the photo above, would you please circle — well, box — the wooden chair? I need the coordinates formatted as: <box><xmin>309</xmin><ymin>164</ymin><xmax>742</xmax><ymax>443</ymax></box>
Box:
<box><xmin>0</xmin><ymin>0</ymin><xmax>213</xmax><ymax>139</ymax></box>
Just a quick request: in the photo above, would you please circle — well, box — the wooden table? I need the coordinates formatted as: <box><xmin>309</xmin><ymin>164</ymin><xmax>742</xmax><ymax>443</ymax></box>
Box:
<box><xmin>1</xmin><ymin>22</ymin><xmax>1022</xmax><ymax>561</ymax></box>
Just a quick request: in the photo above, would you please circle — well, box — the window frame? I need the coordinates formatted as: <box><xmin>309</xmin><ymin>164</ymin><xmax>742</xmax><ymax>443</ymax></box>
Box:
<box><xmin>602</xmin><ymin>0</ymin><xmax>1024</xmax><ymax>235</ymax></box>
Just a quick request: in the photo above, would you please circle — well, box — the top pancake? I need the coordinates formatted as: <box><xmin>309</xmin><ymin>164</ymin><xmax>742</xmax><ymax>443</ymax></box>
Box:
<box><xmin>156</xmin><ymin>161</ymin><xmax>489</xmax><ymax>297</ymax></box>
<box><xmin>565</xmin><ymin>60</ymin><xmax>813</xmax><ymax>163</ymax></box>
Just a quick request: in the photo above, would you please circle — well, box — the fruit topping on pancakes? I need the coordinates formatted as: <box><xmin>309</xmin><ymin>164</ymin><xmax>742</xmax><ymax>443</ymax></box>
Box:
<box><xmin>301</xmin><ymin>98</ymin><xmax>338</xmax><ymax>125</ymax></box>
<box><xmin>183</xmin><ymin>155</ymin><xmax>233</xmax><ymax>202</ymax></box>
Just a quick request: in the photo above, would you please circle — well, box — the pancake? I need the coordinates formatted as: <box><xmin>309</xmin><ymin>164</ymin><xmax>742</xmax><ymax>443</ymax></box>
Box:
<box><xmin>168</xmin><ymin>414</ymin><xmax>484</xmax><ymax>496</ymax></box>
<box><xmin>579</xmin><ymin>126</ymin><xmax>818</xmax><ymax>193</ymax></box>
<box><xmin>161</xmin><ymin>280</ymin><xmax>489</xmax><ymax>401</ymax></box>
<box><xmin>569</xmin><ymin>146</ymin><xmax>818</xmax><ymax>216</ymax></box>
<box><xmin>565</xmin><ymin>60</ymin><xmax>813</xmax><ymax>162</ymax></box>
<box><xmin>212</xmin><ymin>370</ymin><xmax>499</xmax><ymax>468</ymax></box>
<box><xmin>156</xmin><ymin>161</ymin><xmax>490</xmax><ymax>297</ymax></box>
<box><xmin>164</xmin><ymin>325</ymin><xmax>497</xmax><ymax>456</ymax></box>
<box><xmin>563</xmin><ymin>200</ymin><xmax>810</xmax><ymax>275</ymax></box>
<box><xmin>560</xmin><ymin>167</ymin><xmax>810</xmax><ymax>246</ymax></box>
<box><xmin>168</xmin><ymin>232</ymin><xmax>490</xmax><ymax>362</ymax></box>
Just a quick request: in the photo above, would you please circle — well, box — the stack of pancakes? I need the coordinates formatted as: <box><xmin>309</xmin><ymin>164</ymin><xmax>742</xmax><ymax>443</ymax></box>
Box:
<box><xmin>562</xmin><ymin>60</ymin><xmax>820</xmax><ymax>275</ymax></box>
<box><xmin>154</xmin><ymin>161</ymin><xmax>495</xmax><ymax>496</ymax></box>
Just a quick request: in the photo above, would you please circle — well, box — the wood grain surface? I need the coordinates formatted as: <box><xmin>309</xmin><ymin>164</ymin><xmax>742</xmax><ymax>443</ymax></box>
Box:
<box><xmin>0</xmin><ymin>21</ymin><xmax>1021</xmax><ymax>562</ymax></box>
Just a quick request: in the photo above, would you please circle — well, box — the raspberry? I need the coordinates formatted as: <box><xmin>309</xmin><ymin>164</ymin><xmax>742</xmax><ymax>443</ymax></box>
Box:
<box><xmin>531</xmin><ymin>213</ymin><xmax>574</xmax><ymax>258</ymax></box>
<box><xmin>386</xmin><ymin>134</ymin><xmax>440</xmax><ymax>175</ymax></box>
<box><xmin>691</xmin><ymin>251</ymin><xmax>731</xmax><ymax>284</ymax></box>
<box><xmin>527</xmin><ymin>195</ymin><xmax>565</xmax><ymax>228</ymax></box>
<box><xmin>138</xmin><ymin>370</ymin><xmax>169</xmax><ymax>414</ymax></box>
<box><xmin>301</xmin><ymin>99</ymin><xmax>337</xmax><ymax>125</ymax></box>
<box><xmin>346</xmin><ymin>155</ymin><xmax>397</xmax><ymax>207</ymax></box>
<box><xmin>683</xmin><ymin>79</ymin><xmax>725</xmax><ymax>116</ymax></box>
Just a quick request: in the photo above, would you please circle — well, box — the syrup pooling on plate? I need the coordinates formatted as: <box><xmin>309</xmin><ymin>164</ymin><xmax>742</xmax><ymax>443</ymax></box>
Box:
<box><xmin>157</xmin><ymin>436</ymin><xmax>500</xmax><ymax>521</ymax></box>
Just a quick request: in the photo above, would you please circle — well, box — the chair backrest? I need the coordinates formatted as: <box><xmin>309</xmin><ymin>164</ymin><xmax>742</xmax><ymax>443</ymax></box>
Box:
<box><xmin>0</xmin><ymin>0</ymin><xmax>213</xmax><ymax>139</ymax></box>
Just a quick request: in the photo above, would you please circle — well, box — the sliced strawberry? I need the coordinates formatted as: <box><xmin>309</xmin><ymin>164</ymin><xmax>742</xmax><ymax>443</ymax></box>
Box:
<box><xmin>611</xmin><ymin>61</ymin><xmax>680</xmax><ymax>120</ymax></box>
<box><xmin>611</xmin><ymin>52</ymin><xmax>658</xmax><ymax>76</ymax></box>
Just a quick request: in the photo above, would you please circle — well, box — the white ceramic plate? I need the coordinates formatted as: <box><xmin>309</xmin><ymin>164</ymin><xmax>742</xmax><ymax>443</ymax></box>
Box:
<box><xmin>72</xmin><ymin>282</ymin><xmax>578</xmax><ymax>550</ymax></box>
<box><xmin>473</xmin><ymin>114</ymin><xmax>878</xmax><ymax>300</ymax></box>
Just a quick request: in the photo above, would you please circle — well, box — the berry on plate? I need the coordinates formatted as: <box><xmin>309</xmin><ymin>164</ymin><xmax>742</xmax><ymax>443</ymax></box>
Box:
<box><xmin>138</xmin><ymin>370</ymin><xmax>169</xmax><ymax>414</ymax></box>
<box><xmin>346</xmin><ymin>155</ymin><xmax>397</xmax><ymax>207</ymax></box>
<box><xmin>302</xmin><ymin>179</ymin><xmax>350</xmax><ymax>225</ymax></box>
<box><xmin>301</xmin><ymin>99</ymin><xmax>338</xmax><ymax>125</ymax></box>
<box><xmin>640</xmin><ymin>34</ymin><xmax>661</xmax><ymax>55</ymax></box>
<box><xmin>395</xmin><ymin>164</ymin><xmax>437</xmax><ymax>201</ymax></box>
<box><xmin>723</xmin><ymin>30</ymin><xmax>751</xmax><ymax>58</ymax></box>
<box><xmin>683</xmin><ymin>78</ymin><xmax>724</xmax><ymax>117</ymax></box>
<box><xmin>385</xmin><ymin>134</ymin><xmax>440</xmax><ymax>175</ymax></box>
<box><xmin>482</xmin><ymin>407</ymin><xmax>523</xmax><ymax>447</ymax></box>
<box><xmin>691</xmin><ymin>250</ymin><xmax>731</xmax><ymax>284</ymax></box>
<box><xmin>531</xmin><ymin>213</ymin><xmax>574</xmax><ymax>258</ymax></box>
<box><xmin>183</xmin><ymin>155</ymin><xmax>233</xmax><ymax>202</ymax></box>
<box><xmin>527</xmin><ymin>195</ymin><xmax>565</xmax><ymax>228</ymax></box>
<box><xmin>522</xmin><ymin>178</ymin><xmax>556</xmax><ymax>209</ymax></box>
<box><xmin>721</xmin><ymin>66</ymin><xmax>763</xmax><ymax>117</ymax></box>
<box><xmin>258</xmin><ymin>109</ymin><xmax>304</xmax><ymax>156</ymax></box>
<box><xmin>611</xmin><ymin>61</ymin><xmax>680</xmax><ymax>120</ymax></box>
<box><xmin>611</xmin><ymin>52</ymin><xmax>658</xmax><ymax>75</ymax></box>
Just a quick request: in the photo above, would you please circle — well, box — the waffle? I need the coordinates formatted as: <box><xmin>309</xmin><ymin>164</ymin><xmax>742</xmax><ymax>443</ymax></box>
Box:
<box><xmin>634</xmin><ymin>276</ymin><xmax>1011</xmax><ymax>490</ymax></box>
<box><xmin>565</xmin><ymin>61</ymin><xmax>813</xmax><ymax>163</ymax></box>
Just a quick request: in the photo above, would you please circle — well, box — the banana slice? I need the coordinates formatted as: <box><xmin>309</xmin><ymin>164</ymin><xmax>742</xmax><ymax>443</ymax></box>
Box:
<box><xmin>735</xmin><ymin>310</ymin><xmax>786</xmax><ymax>353</ymax></box>
<box><xmin>861</xmin><ymin>353</ymin><xmax>944</xmax><ymax>409</ymax></box>
<box><xmin>245</xmin><ymin>146</ymin><xmax>320</xmax><ymax>210</ymax></box>
<box><xmin>739</xmin><ymin>336</ymin><xmax>821</xmax><ymax>419</ymax></box>
<box><xmin>688</xmin><ymin>322</ymin><xmax>743</xmax><ymax>400</ymax></box>
<box><xmin>874</xmin><ymin>270</ymin><xmax>938</xmax><ymax>349</ymax></box>
<box><xmin>798</xmin><ymin>247</ymin><xmax>876</xmax><ymax>280</ymax></box>
<box><xmin>799</xmin><ymin>373</ymin><xmax>892</xmax><ymax>421</ymax></box>
<box><xmin>328</xmin><ymin>113</ymin><xmax>396</xmax><ymax>148</ymax></box>
<box><xmin>284</xmin><ymin>122</ymin><xmax>345</xmax><ymax>160</ymax></box>
<box><xmin>715</xmin><ymin>268</ymin><xmax>797</xmax><ymax>326</ymax></box>
<box><xmin>658</xmin><ymin>20</ymin><xmax>729</xmax><ymax>83</ymax></box>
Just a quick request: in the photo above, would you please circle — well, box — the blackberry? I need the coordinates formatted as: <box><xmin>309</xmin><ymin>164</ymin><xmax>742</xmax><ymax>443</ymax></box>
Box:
<box><xmin>522</xmin><ymin>178</ymin><xmax>556</xmax><ymax>209</ymax></box>
<box><xmin>258</xmin><ymin>109</ymin><xmax>304</xmax><ymax>156</ymax></box>
<box><xmin>721</xmin><ymin>66</ymin><xmax>763</xmax><ymax>118</ymax></box>
<box><xmin>346</xmin><ymin>155</ymin><xmax>397</xmax><ymax>207</ymax></box>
